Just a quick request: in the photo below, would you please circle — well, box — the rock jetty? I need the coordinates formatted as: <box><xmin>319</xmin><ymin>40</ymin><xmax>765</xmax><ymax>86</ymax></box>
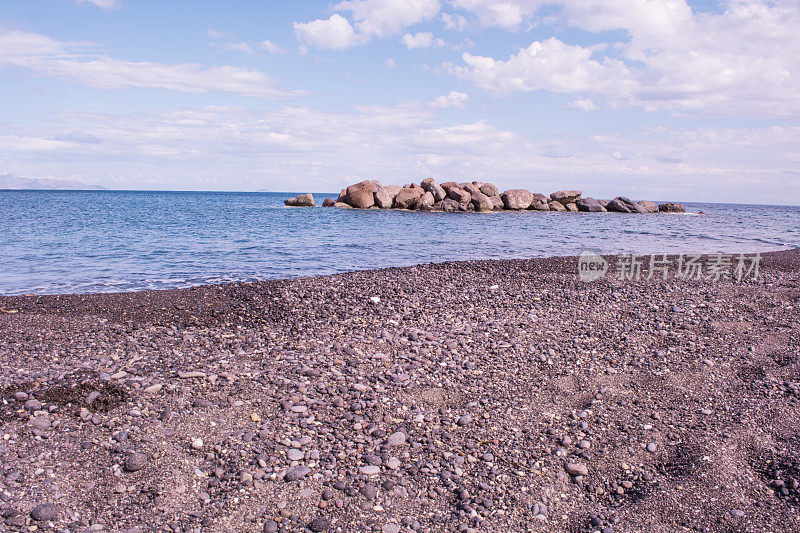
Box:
<box><xmin>296</xmin><ymin>179</ymin><xmax>685</xmax><ymax>213</ymax></box>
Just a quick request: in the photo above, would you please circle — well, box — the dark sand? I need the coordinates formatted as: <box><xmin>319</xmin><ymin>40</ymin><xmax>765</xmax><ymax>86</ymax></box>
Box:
<box><xmin>1</xmin><ymin>250</ymin><xmax>798</xmax><ymax>532</ymax></box>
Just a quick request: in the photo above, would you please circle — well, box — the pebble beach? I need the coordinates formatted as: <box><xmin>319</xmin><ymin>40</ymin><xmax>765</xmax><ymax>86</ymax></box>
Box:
<box><xmin>1</xmin><ymin>249</ymin><xmax>799</xmax><ymax>532</ymax></box>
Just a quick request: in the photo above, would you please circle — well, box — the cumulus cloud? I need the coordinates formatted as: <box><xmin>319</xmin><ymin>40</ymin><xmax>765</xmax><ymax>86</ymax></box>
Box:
<box><xmin>447</xmin><ymin>0</ymin><xmax>800</xmax><ymax>116</ymax></box>
<box><xmin>294</xmin><ymin>0</ymin><xmax>440</xmax><ymax>49</ymax></box>
<box><xmin>293</xmin><ymin>14</ymin><xmax>361</xmax><ymax>50</ymax></box>
<box><xmin>0</xmin><ymin>30</ymin><xmax>295</xmax><ymax>98</ymax></box>
<box><xmin>402</xmin><ymin>32</ymin><xmax>444</xmax><ymax>49</ymax></box>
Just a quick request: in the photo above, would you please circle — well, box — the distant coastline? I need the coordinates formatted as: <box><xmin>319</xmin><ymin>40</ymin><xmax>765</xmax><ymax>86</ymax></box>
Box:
<box><xmin>0</xmin><ymin>174</ymin><xmax>107</xmax><ymax>191</ymax></box>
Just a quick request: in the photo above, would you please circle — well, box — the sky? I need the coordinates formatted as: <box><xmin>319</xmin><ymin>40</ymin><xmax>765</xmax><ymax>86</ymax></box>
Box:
<box><xmin>1</xmin><ymin>0</ymin><xmax>799</xmax><ymax>204</ymax></box>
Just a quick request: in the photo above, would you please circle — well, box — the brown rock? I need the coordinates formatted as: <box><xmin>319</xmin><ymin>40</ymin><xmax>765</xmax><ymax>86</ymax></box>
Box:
<box><xmin>440</xmin><ymin>199</ymin><xmax>463</xmax><ymax>212</ymax></box>
<box><xmin>394</xmin><ymin>187</ymin><xmax>424</xmax><ymax>209</ymax></box>
<box><xmin>564</xmin><ymin>202</ymin><xmax>578</xmax><ymax>212</ymax></box>
<box><xmin>446</xmin><ymin>187</ymin><xmax>471</xmax><ymax>205</ymax></box>
<box><xmin>490</xmin><ymin>195</ymin><xmax>504</xmax><ymax>210</ymax></box>
<box><xmin>659</xmin><ymin>202</ymin><xmax>686</xmax><ymax>213</ymax></box>
<box><xmin>501</xmin><ymin>189</ymin><xmax>533</xmax><ymax>210</ymax></box>
<box><xmin>284</xmin><ymin>193</ymin><xmax>315</xmax><ymax>207</ymax></box>
<box><xmin>322</xmin><ymin>198</ymin><xmax>336</xmax><ymax>207</ymax></box>
<box><xmin>550</xmin><ymin>190</ymin><xmax>582</xmax><ymax>204</ymax></box>
<box><xmin>548</xmin><ymin>201</ymin><xmax>567</xmax><ymax>211</ymax></box>
<box><xmin>576</xmin><ymin>197</ymin><xmax>606</xmax><ymax>212</ymax></box>
<box><xmin>333</xmin><ymin>202</ymin><xmax>353</xmax><ymax>209</ymax></box>
<box><xmin>480</xmin><ymin>183</ymin><xmax>500</xmax><ymax>197</ymax></box>
<box><xmin>421</xmin><ymin>178</ymin><xmax>446</xmax><ymax>202</ymax></box>
<box><xmin>529</xmin><ymin>193</ymin><xmax>550</xmax><ymax>211</ymax></box>
<box><xmin>344</xmin><ymin>181</ymin><xmax>375</xmax><ymax>208</ymax></box>
<box><xmin>470</xmin><ymin>191</ymin><xmax>494</xmax><ymax>212</ymax></box>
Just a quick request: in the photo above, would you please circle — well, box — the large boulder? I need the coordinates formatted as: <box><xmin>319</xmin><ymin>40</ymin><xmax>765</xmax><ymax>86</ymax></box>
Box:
<box><xmin>322</xmin><ymin>198</ymin><xmax>336</xmax><ymax>207</ymax></box>
<box><xmin>529</xmin><ymin>193</ymin><xmax>550</xmax><ymax>211</ymax></box>
<box><xmin>659</xmin><ymin>202</ymin><xmax>686</xmax><ymax>213</ymax></box>
<box><xmin>637</xmin><ymin>200</ymin><xmax>658</xmax><ymax>213</ymax></box>
<box><xmin>284</xmin><ymin>193</ymin><xmax>315</xmax><ymax>207</ymax></box>
<box><xmin>462</xmin><ymin>183</ymin><xmax>483</xmax><ymax>198</ymax></box>
<box><xmin>606</xmin><ymin>197</ymin><xmax>645</xmax><ymax>213</ymax></box>
<box><xmin>417</xmin><ymin>191</ymin><xmax>435</xmax><ymax>210</ymax></box>
<box><xmin>344</xmin><ymin>181</ymin><xmax>375</xmax><ymax>208</ymax></box>
<box><xmin>489</xmin><ymin>195</ymin><xmax>504</xmax><ymax>210</ymax></box>
<box><xmin>374</xmin><ymin>185</ymin><xmax>401</xmax><ymax>209</ymax></box>
<box><xmin>480</xmin><ymin>183</ymin><xmax>500</xmax><ymax>197</ymax></box>
<box><xmin>548</xmin><ymin>201</ymin><xmax>567</xmax><ymax>212</ymax></box>
<box><xmin>576</xmin><ymin>197</ymin><xmax>606</xmax><ymax>212</ymax></box>
<box><xmin>440</xmin><ymin>181</ymin><xmax>459</xmax><ymax>190</ymax></box>
<box><xmin>441</xmin><ymin>198</ymin><xmax>463</xmax><ymax>212</ymax></box>
<box><xmin>564</xmin><ymin>202</ymin><xmax>578</xmax><ymax>212</ymax></box>
<box><xmin>550</xmin><ymin>190</ymin><xmax>582</xmax><ymax>205</ymax></box>
<box><xmin>470</xmin><ymin>191</ymin><xmax>494</xmax><ymax>212</ymax></box>
<box><xmin>421</xmin><ymin>178</ymin><xmax>447</xmax><ymax>202</ymax></box>
<box><xmin>446</xmin><ymin>187</ymin><xmax>471</xmax><ymax>205</ymax></box>
<box><xmin>394</xmin><ymin>187</ymin><xmax>424</xmax><ymax>209</ymax></box>
<box><xmin>501</xmin><ymin>189</ymin><xmax>534</xmax><ymax>210</ymax></box>
<box><xmin>333</xmin><ymin>202</ymin><xmax>352</xmax><ymax>209</ymax></box>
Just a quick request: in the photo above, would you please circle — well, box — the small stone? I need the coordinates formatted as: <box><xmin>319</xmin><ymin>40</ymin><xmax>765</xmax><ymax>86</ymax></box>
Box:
<box><xmin>191</xmin><ymin>438</ymin><xmax>204</xmax><ymax>450</ymax></box>
<box><xmin>284</xmin><ymin>465</ymin><xmax>312</xmax><ymax>481</ymax></box>
<box><xmin>730</xmin><ymin>509</ymin><xmax>745</xmax><ymax>518</ymax></box>
<box><xmin>308</xmin><ymin>517</ymin><xmax>330</xmax><ymax>532</ymax></box>
<box><xmin>360</xmin><ymin>483</ymin><xmax>378</xmax><ymax>500</ymax></box>
<box><xmin>287</xmin><ymin>448</ymin><xmax>304</xmax><ymax>461</ymax></box>
<box><xmin>646</xmin><ymin>443</ymin><xmax>657</xmax><ymax>453</ymax></box>
<box><xmin>30</xmin><ymin>502</ymin><xmax>59</xmax><ymax>521</ymax></box>
<box><xmin>263</xmin><ymin>520</ymin><xmax>278</xmax><ymax>533</ymax></box>
<box><xmin>565</xmin><ymin>462</ymin><xmax>588</xmax><ymax>477</ymax></box>
<box><xmin>359</xmin><ymin>465</ymin><xmax>381</xmax><ymax>475</ymax></box>
<box><xmin>387</xmin><ymin>432</ymin><xmax>406</xmax><ymax>446</ymax></box>
<box><xmin>457</xmin><ymin>414</ymin><xmax>473</xmax><ymax>426</ymax></box>
<box><xmin>28</xmin><ymin>416</ymin><xmax>50</xmax><ymax>431</ymax></box>
<box><xmin>124</xmin><ymin>452</ymin><xmax>148</xmax><ymax>472</ymax></box>
<box><xmin>144</xmin><ymin>384</ymin><xmax>162</xmax><ymax>394</ymax></box>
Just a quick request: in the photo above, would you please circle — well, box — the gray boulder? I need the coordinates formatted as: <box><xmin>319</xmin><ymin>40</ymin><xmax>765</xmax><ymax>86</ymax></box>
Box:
<box><xmin>564</xmin><ymin>202</ymin><xmax>578</xmax><ymax>212</ymax></box>
<box><xmin>659</xmin><ymin>202</ymin><xmax>686</xmax><ymax>213</ymax></box>
<box><xmin>322</xmin><ymin>198</ymin><xmax>336</xmax><ymax>207</ymax></box>
<box><xmin>576</xmin><ymin>197</ymin><xmax>606</xmax><ymax>212</ymax></box>
<box><xmin>548</xmin><ymin>201</ymin><xmax>567</xmax><ymax>212</ymax></box>
<box><xmin>529</xmin><ymin>193</ymin><xmax>550</xmax><ymax>211</ymax></box>
<box><xmin>421</xmin><ymin>178</ymin><xmax>446</xmax><ymax>202</ymax></box>
<box><xmin>550</xmin><ymin>190</ymin><xmax>582</xmax><ymax>205</ymax></box>
<box><xmin>440</xmin><ymin>199</ymin><xmax>463</xmax><ymax>212</ymax></box>
<box><xmin>606</xmin><ymin>197</ymin><xmax>645</xmax><ymax>213</ymax></box>
<box><xmin>344</xmin><ymin>181</ymin><xmax>375</xmax><ymax>208</ymax></box>
<box><xmin>470</xmin><ymin>191</ymin><xmax>494</xmax><ymax>212</ymax></box>
<box><xmin>374</xmin><ymin>185</ymin><xmax>401</xmax><ymax>209</ymax></box>
<box><xmin>417</xmin><ymin>191</ymin><xmax>435</xmax><ymax>210</ymax></box>
<box><xmin>637</xmin><ymin>200</ymin><xmax>658</xmax><ymax>213</ymax></box>
<box><xmin>284</xmin><ymin>193</ymin><xmax>315</xmax><ymax>207</ymax></box>
<box><xmin>489</xmin><ymin>195</ymin><xmax>504</xmax><ymax>210</ymax></box>
<box><xmin>480</xmin><ymin>183</ymin><xmax>500</xmax><ymax>197</ymax></box>
<box><xmin>501</xmin><ymin>189</ymin><xmax>533</xmax><ymax>210</ymax></box>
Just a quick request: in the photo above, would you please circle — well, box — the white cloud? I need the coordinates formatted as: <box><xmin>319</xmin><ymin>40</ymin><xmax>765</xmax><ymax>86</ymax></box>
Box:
<box><xmin>430</xmin><ymin>91</ymin><xmax>469</xmax><ymax>108</ymax></box>
<box><xmin>336</xmin><ymin>0</ymin><xmax>441</xmax><ymax>37</ymax></box>
<box><xmin>569</xmin><ymin>98</ymin><xmax>597</xmax><ymax>111</ymax></box>
<box><xmin>402</xmin><ymin>32</ymin><xmax>444</xmax><ymax>49</ymax></box>
<box><xmin>0</xmin><ymin>30</ymin><xmax>295</xmax><ymax>98</ymax></box>
<box><xmin>293</xmin><ymin>14</ymin><xmax>361</xmax><ymax>50</ymax></box>
<box><xmin>447</xmin><ymin>1</ymin><xmax>800</xmax><ymax>116</ymax></box>
<box><xmin>448</xmin><ymin>0</ymin><xmax>536</xmax><ymax>29</ymax></box>
<box><xmin>451</xmin><ymin>38</ymin><xmax>632</xmax><ymax>95</ymax></box>
<box><xmin>76</xmin><ymin>0</ymin><xmax>119</xmax><ymax>9</ymax></box>
<box><xmin>441</xmin><ymin>12</ymin><xmax>468</xmax><ymax>30</ymax></box>
<box><xmin>294</xmin><ymin>0</ymin><xmax>440</xmax><ymax>49</ymax></box>
<box><xmin>386</xmin><ymin>58</ymin><xmax>397</xmax><ymax>68</ymax></box>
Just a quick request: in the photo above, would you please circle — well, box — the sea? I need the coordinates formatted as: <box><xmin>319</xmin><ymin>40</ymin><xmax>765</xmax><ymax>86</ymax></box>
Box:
<box><xmin>1</xmin><ymin>190</ymin><xmax>798</xmax><ymax>295</ymax></box>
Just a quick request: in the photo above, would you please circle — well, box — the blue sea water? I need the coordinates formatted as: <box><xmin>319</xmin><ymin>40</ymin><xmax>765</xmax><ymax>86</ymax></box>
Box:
<box><xmin>0</xmin><ymin>190</ymin><xmax>798</xmax><ymax>295</ymax></box>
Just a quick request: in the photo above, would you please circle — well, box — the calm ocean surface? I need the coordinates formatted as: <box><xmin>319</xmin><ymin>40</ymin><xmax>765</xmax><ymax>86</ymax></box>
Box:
<box><xmin>1</xmin><ymin>190</ymin><xmax>798</xmax><ymax>295</ymax></box>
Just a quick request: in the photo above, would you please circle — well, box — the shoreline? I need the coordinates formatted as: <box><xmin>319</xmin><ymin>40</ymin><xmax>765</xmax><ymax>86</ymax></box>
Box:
<box><xmin>0</xmin><ymin>249</ymin><xmax>799</xmax><ymax>532</ymax></box>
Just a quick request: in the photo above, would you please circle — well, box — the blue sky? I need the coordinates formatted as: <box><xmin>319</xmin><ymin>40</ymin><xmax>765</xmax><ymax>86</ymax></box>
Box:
<box><xmin>1</xmin><ymin>0</ymin><xmax>799</xmax><ymax>204</ymax></box>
